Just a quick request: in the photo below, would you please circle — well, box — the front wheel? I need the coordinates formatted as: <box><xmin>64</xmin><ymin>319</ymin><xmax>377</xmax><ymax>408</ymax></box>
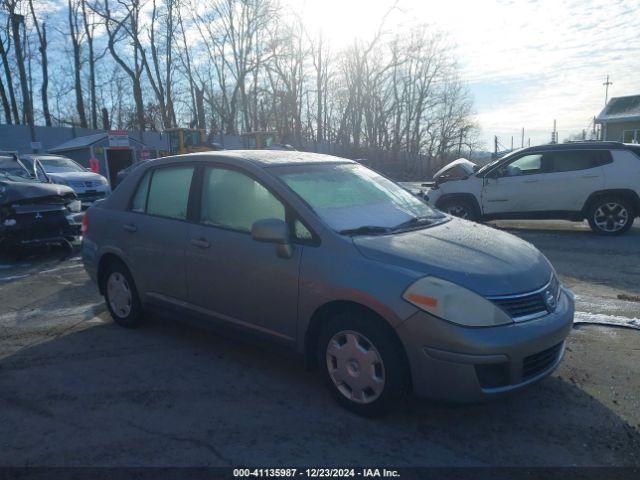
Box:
<box><xmin>318</xmin><ymin>311</ymin><xmax>409</xmax><ymax>417</ymax></box>
<box><xmin>439</xmin><ymin>198</ymin><xmax>478</xmax><ymax>221</ymax></box>
<box><xmin>587</xmin><ymin>196</ymin><xmax>635</xmax><ymax>235</ymax></box>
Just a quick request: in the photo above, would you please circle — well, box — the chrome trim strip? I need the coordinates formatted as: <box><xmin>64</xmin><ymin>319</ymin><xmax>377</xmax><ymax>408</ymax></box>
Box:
<box><xmin>486</xmin><ymin>278</ymin><xmax>551</xmax><ymax>300</ymax></box>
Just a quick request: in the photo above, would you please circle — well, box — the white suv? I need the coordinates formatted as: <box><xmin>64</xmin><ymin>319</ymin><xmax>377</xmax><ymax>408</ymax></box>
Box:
<box><xmin>423</xmin><ymin>142</ymin><xmax>640</xmax><ymax>235</ymax></box>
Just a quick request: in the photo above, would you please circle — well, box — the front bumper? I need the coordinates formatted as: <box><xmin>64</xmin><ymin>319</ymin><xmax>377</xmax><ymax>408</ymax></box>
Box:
<box><xmin>1</xmin><ymin>207</ymin><xmax>81</xmax><ymax>247</ymax></box>
<box><xmin>395</xmin><ymin>287</ymin><xmax>574</xmax><ymax>402</ymax></box>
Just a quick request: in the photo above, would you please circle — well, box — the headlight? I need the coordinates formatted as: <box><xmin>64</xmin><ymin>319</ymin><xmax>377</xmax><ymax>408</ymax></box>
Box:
<box><xmin>67</xmin><ymin>199</ymin><xmax>82</xmax><ymax>212</ymax></box>
<box><xmin>98</xmin><ymin>176</ymin><xmax>109</xmax><ymax>185</ymax></box>
<box><xmin>402</xmin><ymin>276</ymin><xmax>512</xmax><ymax>327</ymax></box>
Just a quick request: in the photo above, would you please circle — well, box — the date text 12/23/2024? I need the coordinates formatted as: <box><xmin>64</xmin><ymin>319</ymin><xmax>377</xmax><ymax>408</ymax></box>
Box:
<box><xmin>233</xmin><ymin>469</ymin><xmax>400</xmax><ymax>478</ymax></box>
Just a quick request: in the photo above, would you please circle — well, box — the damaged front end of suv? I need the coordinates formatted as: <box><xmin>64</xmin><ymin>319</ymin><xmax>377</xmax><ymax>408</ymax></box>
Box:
<box><xmin>0</xmin><ymin>173</ymin><xmax>83</xmax><ymax>250</ymax></box>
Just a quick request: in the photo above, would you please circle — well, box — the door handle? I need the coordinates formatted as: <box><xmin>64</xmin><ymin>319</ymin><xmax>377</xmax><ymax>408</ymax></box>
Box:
<box><xmin>190</xmin><ymin>237</ymin><xmax>211</xmax><ymax>249</ymax></box>
<box><xmin>523</xmin><ymin>179</ymin><xmax>538</xmax><ymax>183</ymax></box>
<box><xmin>123</xmin><ymin>223</ymin><xmax>137</xmax><ymax>233</ymax></box>
<box><xmin>581</xmin><ymin>174</ymin><xmax>599</xmax><ymax>178</ymax></box>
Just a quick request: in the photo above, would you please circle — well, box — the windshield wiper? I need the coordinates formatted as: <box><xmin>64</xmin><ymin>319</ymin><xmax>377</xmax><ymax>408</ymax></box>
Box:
<box><xmin>392</xmin><ymin>216</ymin><xmax>438</xmax><ymax>231</ymax></box>
<box><xmin>338</xmin><ymin>225</ymin><xmax>391</xmax><ymax>236</ymax></box>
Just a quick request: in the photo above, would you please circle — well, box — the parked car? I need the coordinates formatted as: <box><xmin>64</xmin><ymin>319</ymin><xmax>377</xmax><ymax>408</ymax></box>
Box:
<box><xmin>82</xmin><ymin>151</ymin><xmax>574</xmax><ymax>416</ymax></box>
<box><xmin>20</xmin><ymin>154</ymin><xmax>111</xmax><ymax>209</ymax></box>
<box><xmin>0</xmin><ymin>155</ymin><xmax>82</xmax><ymax>250</ymax></box>
<box><xmin>425</xmin><ymin>142</ymin><xmax>640</xmax><ymax>235</ymax></box>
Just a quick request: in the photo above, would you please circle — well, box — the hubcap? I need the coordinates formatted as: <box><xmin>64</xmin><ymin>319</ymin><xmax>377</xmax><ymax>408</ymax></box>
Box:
<box><xmin>326</xmin><ymin>331</ymin><xmax>385</xmax><ymax>404</ymax></box>
<box><xmin>107</xmin><ymin>272</ymin><xmax>132</xmax><ymax>319</ymax></box>
<box><xmin>446</xmin><ymin>204</ymin><xmax>469</xmax><ymax>219</ymax></box>
<box><xmin>594</xmin><ymin>202</ymin><xmax>628</xmax><ymax>232</ymax></box>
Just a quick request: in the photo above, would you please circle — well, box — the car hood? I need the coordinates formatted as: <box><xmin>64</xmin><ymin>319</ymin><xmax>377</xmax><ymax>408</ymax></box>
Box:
<box><xmin>0</xmin><ymin>178</ymin><xmax>76</xmax><ymax>206</ymax></box>
<box><xmin>433</xmin><ymin>158</ymin><xmax>476</xmax><ymax>180</ymax></box>
<box><xmin>353</xmin><ymin>218</ymin><xmax>552</xmax><ymax>297</ymax></box>
<box><xmin>47</xmin><ymin>171</ymin><xmax>105</xmax><ymax>183</ymax></box>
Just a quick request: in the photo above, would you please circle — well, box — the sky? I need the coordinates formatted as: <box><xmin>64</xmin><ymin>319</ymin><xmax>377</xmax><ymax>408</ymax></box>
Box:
<box><xmin>290</xmin><ymin>0</ymin><xmax>640</xmax><ymax>150</ymax></box>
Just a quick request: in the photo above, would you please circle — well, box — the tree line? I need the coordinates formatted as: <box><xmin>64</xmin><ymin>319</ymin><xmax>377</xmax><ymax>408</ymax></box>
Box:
<box><xmin>0</xmin><ymin>0</ymin><xmax>480</xmax><ymax>175</ymax></box>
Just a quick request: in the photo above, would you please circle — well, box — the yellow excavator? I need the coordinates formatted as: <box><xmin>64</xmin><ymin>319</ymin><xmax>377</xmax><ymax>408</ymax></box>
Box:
<box><xmin>164</xmin><ymin>128</ymin><xmax>212</xmax><ymax>155</ymax></box>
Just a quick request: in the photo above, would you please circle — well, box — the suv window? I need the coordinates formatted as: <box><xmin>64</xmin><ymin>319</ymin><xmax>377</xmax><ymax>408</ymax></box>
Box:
<box><xmin>499</xmin><ymin>154</ymin><xmax>543</xmax><ymax>176</ymax></box>
<box><xmin>547</xmin><ymin>150</ymin><xmax>611</xmax><ymax>172</ymax></box>
<box><xmin>146</xmin><ymin>166</ymin><xmax>194</xmax><ymax>219</ymax></box>
<box><xmin>200</xmin><ymin>167</ymin><xmax>285</xmax><ymax>232</ymax></box>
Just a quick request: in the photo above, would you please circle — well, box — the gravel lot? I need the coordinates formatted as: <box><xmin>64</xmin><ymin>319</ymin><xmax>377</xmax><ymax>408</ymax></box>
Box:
<box><xmin>0</xmin><ymin>220</ymin><xmax>639</xmax><ymax>467</ymax></box>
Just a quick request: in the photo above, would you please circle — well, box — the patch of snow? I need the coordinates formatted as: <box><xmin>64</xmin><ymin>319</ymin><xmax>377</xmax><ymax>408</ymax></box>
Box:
<box><xmin>574</xmin><ymin>310</ymin><xmax>640</xmax><ymax>330</ymax></box>
<box><xmin>0</xmin><ymin>274</ymin><xmax>30</xmax><ymax>282</ymax></box>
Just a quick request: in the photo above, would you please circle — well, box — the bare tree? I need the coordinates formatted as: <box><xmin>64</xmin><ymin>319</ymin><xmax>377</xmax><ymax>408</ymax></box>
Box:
<box><xmin>0</xmin><ymin>17</ymin><xmax>19</xmax><ymax>123</ymax></box>
<box><xmin>81</xmin><ymin>0</ymin><xmax>105</xmax><ymax>129</ymax></box>
<box><xmin>92</xmin><ymin>0</ymin><xmax>146</xmax><ymax>133</ymax></box>
<box><xmin>27</xmin><ymin>0</ymin><xmax>50</xmax><ymax>126</ymax></box>
<box><xmin>5</xmin><ymin>1</ymin><xmax>35</xmax><ymax>138</ymax></box>
<box><xmin>67</xmin><ymin>0</ymin><xmax>87</xmax><ymax>127</ymax></box>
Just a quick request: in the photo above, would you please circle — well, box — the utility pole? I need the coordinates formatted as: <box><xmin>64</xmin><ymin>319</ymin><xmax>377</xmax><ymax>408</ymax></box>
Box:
<box><xmin>510</xmin><ymin>136</ymin><xmax>513</xmax><ymax>151</ymax></box>
<box><xmin>603</xmin><ymin>75</ymin><xmax>613</xmax><ymax>106</ymax></box>
<box><xmin>551</xmin><ymin>119</ymin><xmax>557</xmax><ymax>143</ymax></box>
<box><xmin>494</xmin><ymin>135</ymin><xmax>498</xmax><ymax>158</ymax></box>
<box><xmin>521</xmin><ymin>128</ymin><xmax>524</xmax><ymax>148</ymax></box>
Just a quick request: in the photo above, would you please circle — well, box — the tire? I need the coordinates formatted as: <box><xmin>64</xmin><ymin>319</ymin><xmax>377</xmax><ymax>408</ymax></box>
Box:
<box><xmin>439</xmin><ymin>197</ymin><xmax>478</xmax><ymax>221</ymax></box>
<box><xmin>317</xmin><ymin>310</ymin><xmax>409</xmax><ymax>417</ymax></box>
<box><xmin>587</xmin><ymin>196</ymin><xmax>635</xmax><ymax>236</ymax></box>
<box><xmin>102</xmin><ymin>260</ymin><xmax>144</xmax><ymax>328</ymax></box>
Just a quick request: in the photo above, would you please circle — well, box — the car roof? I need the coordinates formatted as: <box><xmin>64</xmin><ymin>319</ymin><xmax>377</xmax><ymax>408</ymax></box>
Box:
<box><xmin>162</xmin><ymin>150</ymin><xmax>354</xmax><ymax>167</ymax></box>
<box><xmin>517</xmin><ymin>141</ymin><xmax>631</xmax><ymax>153</ymax></box>
<box><xmin>20</xmin><ymin>154</ymin><xmax>67</xmax><ymax>160</ymax></box>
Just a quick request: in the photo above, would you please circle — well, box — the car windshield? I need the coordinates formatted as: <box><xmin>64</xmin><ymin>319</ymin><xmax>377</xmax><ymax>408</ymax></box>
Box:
<box><xmin>39</xmin><ymin>157</ymin><xmax>85</xmax><ymax>173</ymax></box>
<box><xmin>272</xmin><ymin>163</ymin><xmax>445</xmax><ymax>233</ymax></box>
<box><xmin>0</xmin><ymin>170</ymin><xmax>38</xmax><ymax>183</ymax></box>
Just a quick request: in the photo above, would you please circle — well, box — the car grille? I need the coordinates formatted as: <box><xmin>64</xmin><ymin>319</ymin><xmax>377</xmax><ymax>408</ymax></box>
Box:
<box><xmin>70</xmin><ymin>180</ymin><xmax>102</xmax><ymax>189</ymax></box>
<box><xmin>77</xmin><ymin>191</ymin><xmax>106</xmax><ymax>200</ymax></box>
<box><xmin>488</xmin><ymin>275</ymin><xmax>560</xmax><ymax>322</ymax></box>
<box><xmin>522</xmin><ymin>342</ymin><xmax>563</xmax><ymax>380</ymax></box>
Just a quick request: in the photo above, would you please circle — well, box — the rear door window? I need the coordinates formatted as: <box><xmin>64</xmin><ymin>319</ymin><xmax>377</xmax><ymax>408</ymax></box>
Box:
<box><xmin>146</xmin><ymin>166</ymin><xmax>194</xmax><ymax>220</ymax></box>
<box><xmin>547</xmin><ymin>150</ymin><xmax>611</xmax><ymax>172</ymax></box>
<box><xmin>130</xmin><ymin>170</ymin><xmax>151</xmax><ymax>213</ymax></box>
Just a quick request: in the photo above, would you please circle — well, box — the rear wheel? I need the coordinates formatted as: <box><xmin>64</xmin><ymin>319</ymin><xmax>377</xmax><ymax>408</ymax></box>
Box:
<box><xmin>439</xmin><ymin>198</ymin><xmax>478</xmax><ymax>221</ymax></box>
<box><xmin>103</xmin><ymin>261</ymin><xmax>144</xmax><ymax>327</ymax></box>
<box><xmin>587</xmin><ymin>196</ymin><xmax>635</xmax><ymax>235</ymax></box>
<box><xmin>318</xmin><ymin>310</ymin><xmax>409</xmax><ymax>417</ymax></box>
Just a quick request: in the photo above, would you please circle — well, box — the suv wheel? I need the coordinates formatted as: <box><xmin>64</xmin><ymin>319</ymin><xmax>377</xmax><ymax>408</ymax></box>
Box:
<box><xmin>103</xmin><ymin>261</ymin><xmax>144</xmax><ymax>327</ymax></box>
<box><xmin>440</xmin><ymin>198</ymin><xmax>477</xmax><ymax>221</ymax></box>
<box><xmin>318</xmin><ymin>310</ymin><xmax>409</xmax><ymax>417</ymax></box>
<box><xmin>587</xmin><ymin>196</ymin><xmax>635</xmax><ymax>235</ymax></box>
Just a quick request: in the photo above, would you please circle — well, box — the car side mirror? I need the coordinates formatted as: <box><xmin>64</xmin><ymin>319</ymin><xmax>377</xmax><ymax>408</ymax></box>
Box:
<box><xmin>251</xmin><ymin>218</ymin><xmax>293</xmax><ymax>259</ymax></box>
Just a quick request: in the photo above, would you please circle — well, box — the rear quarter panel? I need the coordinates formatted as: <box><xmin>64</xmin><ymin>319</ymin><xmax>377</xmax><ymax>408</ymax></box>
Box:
<box><xmin>603</xmin><ymin>150</ymin><xmax>640</xmax><ymax>193</ymax></box>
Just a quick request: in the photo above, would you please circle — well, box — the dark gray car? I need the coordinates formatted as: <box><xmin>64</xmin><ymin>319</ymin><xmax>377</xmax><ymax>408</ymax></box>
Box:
<box><xmin>82</xmin><ymin>151</ymin><xmax>574</xmax><ymax>416</ymax></box>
